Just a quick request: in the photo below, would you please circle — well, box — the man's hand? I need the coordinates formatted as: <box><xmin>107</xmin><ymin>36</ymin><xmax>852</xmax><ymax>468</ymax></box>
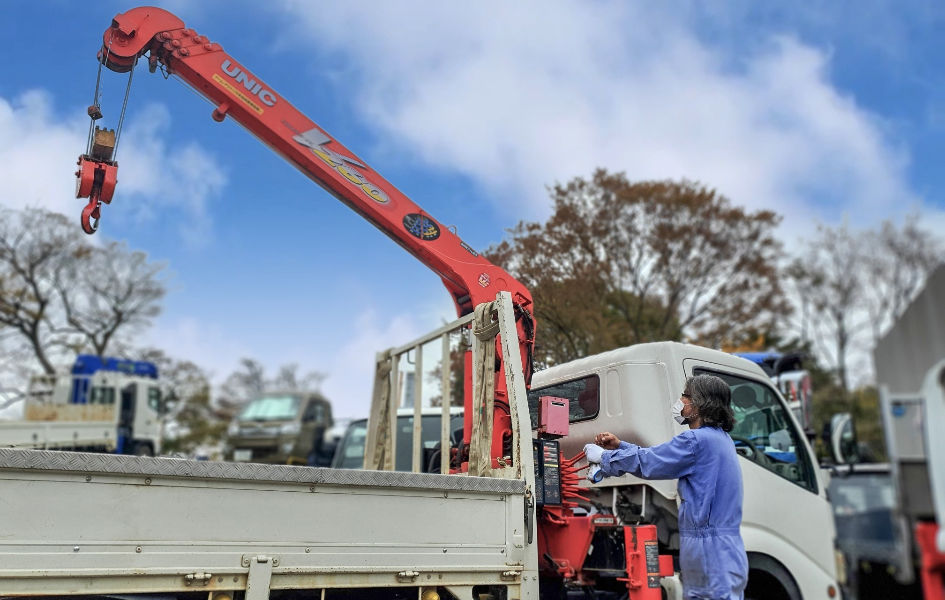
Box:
<box><xmin>595</xmin><ymin>432</ymin><xmax>621</xmax><ymax>450</ymax></box>
<box><xmin>583</xmin><ymin>443</ymin><xmax>605</xmax><ymax>464</ymax></box>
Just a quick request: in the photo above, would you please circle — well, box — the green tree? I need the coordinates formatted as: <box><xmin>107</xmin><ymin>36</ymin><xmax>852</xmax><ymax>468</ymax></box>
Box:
<box><xmin>487</xmin><ymin>170</ymin><xmax>788</xmax><ymax>366</ymax></box>
<box><xmin>138</xmin><ymin>347</ymin><xmax>225</xmax><ymax>455</ymax></box>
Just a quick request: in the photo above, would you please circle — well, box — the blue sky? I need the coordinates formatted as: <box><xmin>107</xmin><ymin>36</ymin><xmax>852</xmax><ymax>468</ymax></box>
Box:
<box><xmin>1</xmin><ymin>1</ymin><xmax>943</xmax><ymax>418</ymax></box>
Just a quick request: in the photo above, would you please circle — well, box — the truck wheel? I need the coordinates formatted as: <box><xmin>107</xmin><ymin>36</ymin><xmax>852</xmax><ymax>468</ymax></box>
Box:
<box><xmin>744</xmin><ymin>553</ymin><xmax>801</xmax><ymax>600</ymax></box>
<box><xmin>131</xmin><ymin>442</ymin><xmax>153</xmax><ymax>457</ymax></box>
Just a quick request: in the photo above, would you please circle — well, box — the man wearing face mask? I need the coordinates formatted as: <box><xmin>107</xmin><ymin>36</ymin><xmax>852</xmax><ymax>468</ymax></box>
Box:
<box><xmin>583</xmin><ymin>374</ymin><xmax>748</xmax><ymax>600</ymax></box>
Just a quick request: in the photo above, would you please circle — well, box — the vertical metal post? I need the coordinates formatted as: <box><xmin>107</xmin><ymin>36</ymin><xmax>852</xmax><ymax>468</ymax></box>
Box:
<box><xmin>412</xmin><ymin>346</ymin><xmax>424</xmax><ymax>473</ymax></box>
<box><xmin>495</xmin><ymin>291</ymin><xmax>534</xmax><ymax>481</ymax></box>
<box><xmin>441</xmin><ymin>332</ymin><xmax>452</xmax><ymax>475</ymax></box>
<box><xmin>364</xmin><ymin>350</ymin><xmax>393</xmax><ymax>471</ymax></box>
<box><xmin>387</xmin><ymin>354</ymin><xmax>400</xmax><ymax>471</ymax></box>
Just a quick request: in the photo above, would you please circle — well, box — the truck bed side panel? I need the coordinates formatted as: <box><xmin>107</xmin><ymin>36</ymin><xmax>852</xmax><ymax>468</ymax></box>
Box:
<box><xmin>0</xmin><ymin>449</ymin><xmax>528</xmax><ymax>596</ymax></box>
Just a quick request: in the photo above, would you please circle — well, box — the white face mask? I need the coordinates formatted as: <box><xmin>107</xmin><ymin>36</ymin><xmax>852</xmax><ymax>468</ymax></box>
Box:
<box><xmin>672</xmin><ymin>398</ymin><xmax>687</xmax><ymax>425</ymax></box>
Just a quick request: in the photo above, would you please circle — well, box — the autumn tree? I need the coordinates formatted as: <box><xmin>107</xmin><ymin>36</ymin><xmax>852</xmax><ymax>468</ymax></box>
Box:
<box><xmin>0</xmin><ymin>207</ymin><xmax>166</xmax><ymax>377</ymax></box>
<box><xmin>487</xmin><ymin>170</ymin><xmax>789</xmax><ymax>366</ymax></box>
<box><xmin>217</xmin><ymin>358</ymin><xmax>267</xmax><ymax>418</ymax></box>
<box><xmin>788</xmin><ymin>216</ymin><xmax>941</xmax><ymax>391</ymax></box>
<box><xmin>862</xmin><ymin>215</ymin><xmax>942</xmax><ymax>348</ymax></box>
<box><xmin>217</xmin><ymin>358</ymin><xmax>327</xmax><ymax>418</ymax></box>
<box><xmin>55</xmin><ymin>241</ymin><xmax>166</xmax><ymax>357</ymax></box>
<box><xmin>0</xmin><ymin>208</ymin><xmax>85</xmax><ymax>374</ymax></box>
<box><xmin>269</xmin><ymin>363</ymin><xmax>326</xmax><ymax>393</ymax></box>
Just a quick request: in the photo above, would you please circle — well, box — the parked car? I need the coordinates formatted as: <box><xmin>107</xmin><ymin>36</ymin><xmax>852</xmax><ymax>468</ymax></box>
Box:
<box><xmin>309</xmin><ymin>417</ymin><xmax>353</xmax><ymax>467</ymax></box>
<box><xmin>224</xmin><ymin>391</ymin><xmax>333</xmax><ymax>465</ymax></box>
<box><xmin>331</xmin><ymin>407</ymin><xmax>463</xmax><ymax>472</ymax></box>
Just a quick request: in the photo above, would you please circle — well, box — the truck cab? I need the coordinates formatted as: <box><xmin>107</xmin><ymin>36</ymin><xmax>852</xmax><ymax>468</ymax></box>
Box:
<box><xmin>529</xmin><ymin>341</ymin><xmax>839</xmax><ymax>599</ymax></box>
<box><xmin>224</xmin><ymin>391</ymin><xmax>333</xmax><ymax>465</ymax></box>
<box><xmin>8</xmin><ymin>355</ymin><xmax>164</xmax><ymax>456</ymax></box>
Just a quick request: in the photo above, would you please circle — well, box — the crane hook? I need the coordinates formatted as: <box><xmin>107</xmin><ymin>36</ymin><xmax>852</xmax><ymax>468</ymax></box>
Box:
<box><xmin>81</xmin><ymin>197</ymin><xmax>102</xmax><ymax>234</ymax></box>
<box><xmin>75</xmin><ymin>154</ymin><xmax>117</xmax><ymax>235</ymax></box>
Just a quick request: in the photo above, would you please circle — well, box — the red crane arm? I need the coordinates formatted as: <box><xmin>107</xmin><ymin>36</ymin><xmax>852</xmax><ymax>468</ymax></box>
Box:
<box><xmin>97</xmin><ymin>6</ymin><xmax>532</xmax><ymax>319</ymax></box>
<box><xmin>81</xmin><ymin>7</ymin><xmax>536</xmax><ymax>467</ymax></box>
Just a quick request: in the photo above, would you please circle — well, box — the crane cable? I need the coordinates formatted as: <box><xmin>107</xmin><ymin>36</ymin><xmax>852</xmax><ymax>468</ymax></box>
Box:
<box><xmin>85</xmin><ymin>40</ymin><xmax>137</xmax><ymax>161</ymax></box>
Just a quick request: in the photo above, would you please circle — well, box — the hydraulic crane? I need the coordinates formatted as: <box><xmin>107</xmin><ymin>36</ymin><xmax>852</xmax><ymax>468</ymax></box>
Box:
<box><xmin>75</xmin><ymin>6</ymin><xmax>534</xmax><ymax>473</ymax></box>
<box><xmin>72</xmin><ymin>9</ymin><xmax>681</xmax><ymax>600</ymax></box>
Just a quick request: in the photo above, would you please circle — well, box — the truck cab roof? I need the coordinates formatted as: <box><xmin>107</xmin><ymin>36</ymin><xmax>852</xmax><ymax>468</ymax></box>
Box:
<box><xmin>532</xmin><ymin>341</ymin><xmax>768</xmax><ymax>387</ymax></box>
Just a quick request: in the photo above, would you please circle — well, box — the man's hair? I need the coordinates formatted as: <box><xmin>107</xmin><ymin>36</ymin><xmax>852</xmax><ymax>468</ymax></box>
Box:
<box><xmin>684</xmin><ymin>374</ymin><xmax>735</xmax><ymax>432</ymax></box>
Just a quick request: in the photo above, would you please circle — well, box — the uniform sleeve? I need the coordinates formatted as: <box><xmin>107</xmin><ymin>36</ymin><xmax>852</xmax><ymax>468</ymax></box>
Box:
<box><xmin>599</xmin><ymin>432</ymin><xmax>698</xmax><ymax>480</ymax></box>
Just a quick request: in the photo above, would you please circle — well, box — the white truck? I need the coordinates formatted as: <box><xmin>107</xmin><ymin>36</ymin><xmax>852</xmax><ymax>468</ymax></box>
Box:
<box><xmin>0</xmin><ymin>297</ymin><xmax>841</xmax><ymax>599</ymax></box>
<box><xmin>0</xmin><ymin>355</ymin><xmax>163</xmax><ymax>456</ymax></box>
<box><xmin>871</xmin><ymin>263</ymin><xmax>945</xmax><ymax>598</ymax></box>
<box><xmin>530</xmin><ymin>342</ymin><xmax>840</xmax><ymax>600</ymax></box>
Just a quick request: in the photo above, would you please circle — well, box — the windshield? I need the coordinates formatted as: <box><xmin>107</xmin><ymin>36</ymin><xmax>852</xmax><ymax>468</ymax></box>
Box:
<box><xmin>333</xmin><ymin>414</ymin><xmax>463</xmax><ymax>471</ymax></box>
<box><xmin>238</xmin><ymin>396</ymin><xmax>300</xmax><ymax>421</ymax></box>
<box><xmin>334</xmin><ymin>420</ymin><xmax>369</xmax><ymax>469</ymax></box>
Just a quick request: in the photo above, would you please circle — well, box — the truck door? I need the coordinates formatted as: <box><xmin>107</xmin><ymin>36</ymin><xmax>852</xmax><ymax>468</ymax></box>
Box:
<box><xmin>118</xmin><ymin>383</ymin><xmax>136</xmax><ymax>453</ymax></box>
<box><xmin>132</xmin><ymin>385</ymin><xmax>162</xmax><ymax>445</ymax></box>
<box><xmin>301</xmin><ymin>400</ymin><xmax>329</xmax><ymax>466</ymax></box>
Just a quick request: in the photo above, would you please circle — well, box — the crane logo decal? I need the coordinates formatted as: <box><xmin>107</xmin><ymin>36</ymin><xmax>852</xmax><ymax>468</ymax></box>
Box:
<box><xmin>402</xmin><ymin>213</ymin><xmax>440</xmax><ymax>241</ymax></box>
<box><xmin>217</xmin><ymin>60</ymin><xmax>277</xmax><ymax>113</ymax></box>
<box><xmin>293</xmin><ymin>128</ymin><xmax>391</xmax><ymax>204</ymax></box>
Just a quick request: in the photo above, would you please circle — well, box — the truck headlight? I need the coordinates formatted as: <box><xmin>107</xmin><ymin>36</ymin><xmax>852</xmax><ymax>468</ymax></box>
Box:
<box><xmin>227</xmin><ymin>421</ymin><xmax>240</xmax><ymax>437</ymax></box>
<box><xmin>834</xmin><ymin>548</ymin><xmax>847</xmax><ymax>585</ymax></box>
<box><xmin>279</xmin><ymin>422</ymin><xmax>301</xmax><ymax>435</ymax></box>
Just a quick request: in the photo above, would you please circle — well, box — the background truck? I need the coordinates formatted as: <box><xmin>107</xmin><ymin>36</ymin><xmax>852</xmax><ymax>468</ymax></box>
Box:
<box><xmin>871</xmin><ymin>263</ymin><xmax>945</xmax><ymax>599</ymax></box>
<box><xmin>0</xmin><ymin>354</ymin><xmax>163</xmax><ymax>456</ymax></box>
<box><xmin>734</xmin><ymin>351</ymin><xmax>813</xmax><ymax>434</ymax></box>
<box><xmin>331</xmin><ymin>407</ymin><xmax>465</xmax><ymax>472</ymax></box>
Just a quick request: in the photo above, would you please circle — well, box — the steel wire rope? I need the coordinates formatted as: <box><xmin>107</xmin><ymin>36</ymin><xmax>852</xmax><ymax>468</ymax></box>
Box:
<box><xmin>86</xmin><ymin>41</ymin><xmax>112</xmax><ymax>154</ymax></box>
<box><xmin>111</xmin><ymin>56</ymin><xmax>138</xmax><ymax>160</ymax></box>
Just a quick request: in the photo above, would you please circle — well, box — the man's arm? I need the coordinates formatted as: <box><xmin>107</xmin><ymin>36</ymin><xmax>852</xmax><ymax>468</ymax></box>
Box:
<box><xmin>600</xmin><ymin>432</ymin><xmax>698</xmax><ymax>480</ymax></box>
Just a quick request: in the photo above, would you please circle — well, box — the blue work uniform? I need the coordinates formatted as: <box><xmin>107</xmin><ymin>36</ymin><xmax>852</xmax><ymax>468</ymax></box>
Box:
<box><xmin>600</xmin><ymin>426</ymin><xmax>749</xmax><ymax>600</ymax></box>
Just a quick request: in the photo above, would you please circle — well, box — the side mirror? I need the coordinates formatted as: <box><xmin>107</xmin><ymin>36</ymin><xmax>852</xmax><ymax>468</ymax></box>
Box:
<box><xmin>804</xmin><ymin>427</ymin><xmax>816</xmax><ymax>446</ymax></box>
<box><xmin>828</xmin><ymin>412</ymin><xmax>860</xmax><ymax>465</ymax></box>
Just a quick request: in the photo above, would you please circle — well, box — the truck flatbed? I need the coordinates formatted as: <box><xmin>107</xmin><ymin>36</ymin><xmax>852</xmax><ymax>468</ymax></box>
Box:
<box><xmin>0</xmin><ymin>420</ymin><xmax>118</xmax><ymax>450</ymax></box>
<box><xmin>0</xmin><ymin>448</ymin><xmax>528</xmax><ymax>598</ymax></box>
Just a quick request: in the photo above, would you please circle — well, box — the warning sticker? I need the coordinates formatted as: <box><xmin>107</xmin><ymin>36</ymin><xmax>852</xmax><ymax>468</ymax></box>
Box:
<box><xmin>645</xmin><ymin>541</ymin><xmax>660</xmax><ymax>587</ymax></box>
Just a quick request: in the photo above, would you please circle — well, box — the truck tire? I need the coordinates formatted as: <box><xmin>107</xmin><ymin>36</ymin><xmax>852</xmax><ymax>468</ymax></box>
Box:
<box><xmin>744</xmin><ymin>553</ymin><xmax>801</xmax><ymax>600</ymax></box>
<box><xmin>131</xmin><ymin>442</ymin><xmax>154</xmax><ymax>457</ymax></box>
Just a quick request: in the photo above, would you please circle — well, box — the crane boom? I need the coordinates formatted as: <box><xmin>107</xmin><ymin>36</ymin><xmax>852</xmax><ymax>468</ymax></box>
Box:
<box><xmin>76</xmin><ymin>6</ymin><xmax>535</xmax><ymax>469</ymax></box>
<box><xmin>93</xmin><ymin>6</ymin><xmax>531</xmax><ymax>317</ymax></box>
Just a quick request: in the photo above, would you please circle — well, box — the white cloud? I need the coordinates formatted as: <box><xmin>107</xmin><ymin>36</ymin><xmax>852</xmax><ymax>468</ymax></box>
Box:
<box><xmin>0</xmin><ymin>91</ymin><xmax>226</xmax><ymax>245</ymax></box>
<box><xmin>142</xmin><ymin>316</ymin><xmax>255</xmax><ymax>383</ymax></box>
<box><xmin>279</xmin><ymin>2</ymin><xmax>930</xmax><ymax>238</ymax></box>
<box><xmin>144</xmin><ymin>305</ymin><xmax>448</xmax><ymax>420</ymax></box>
<box><xmin>318</xmin><ymin>308</ymin><xmax>436</xmax><ymax>419</ymax></box>
<box><xmin>0</xmin><ymin>91</ymin><xmax>87</xmax><ymax>215</ymax></box>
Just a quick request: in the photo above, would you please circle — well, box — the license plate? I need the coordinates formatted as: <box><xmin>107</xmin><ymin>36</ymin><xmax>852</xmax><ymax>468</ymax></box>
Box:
<box><xmin>233</xmin><ymin>449</ymin><xmax>252</xmax><ymax>462</ymax></box>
